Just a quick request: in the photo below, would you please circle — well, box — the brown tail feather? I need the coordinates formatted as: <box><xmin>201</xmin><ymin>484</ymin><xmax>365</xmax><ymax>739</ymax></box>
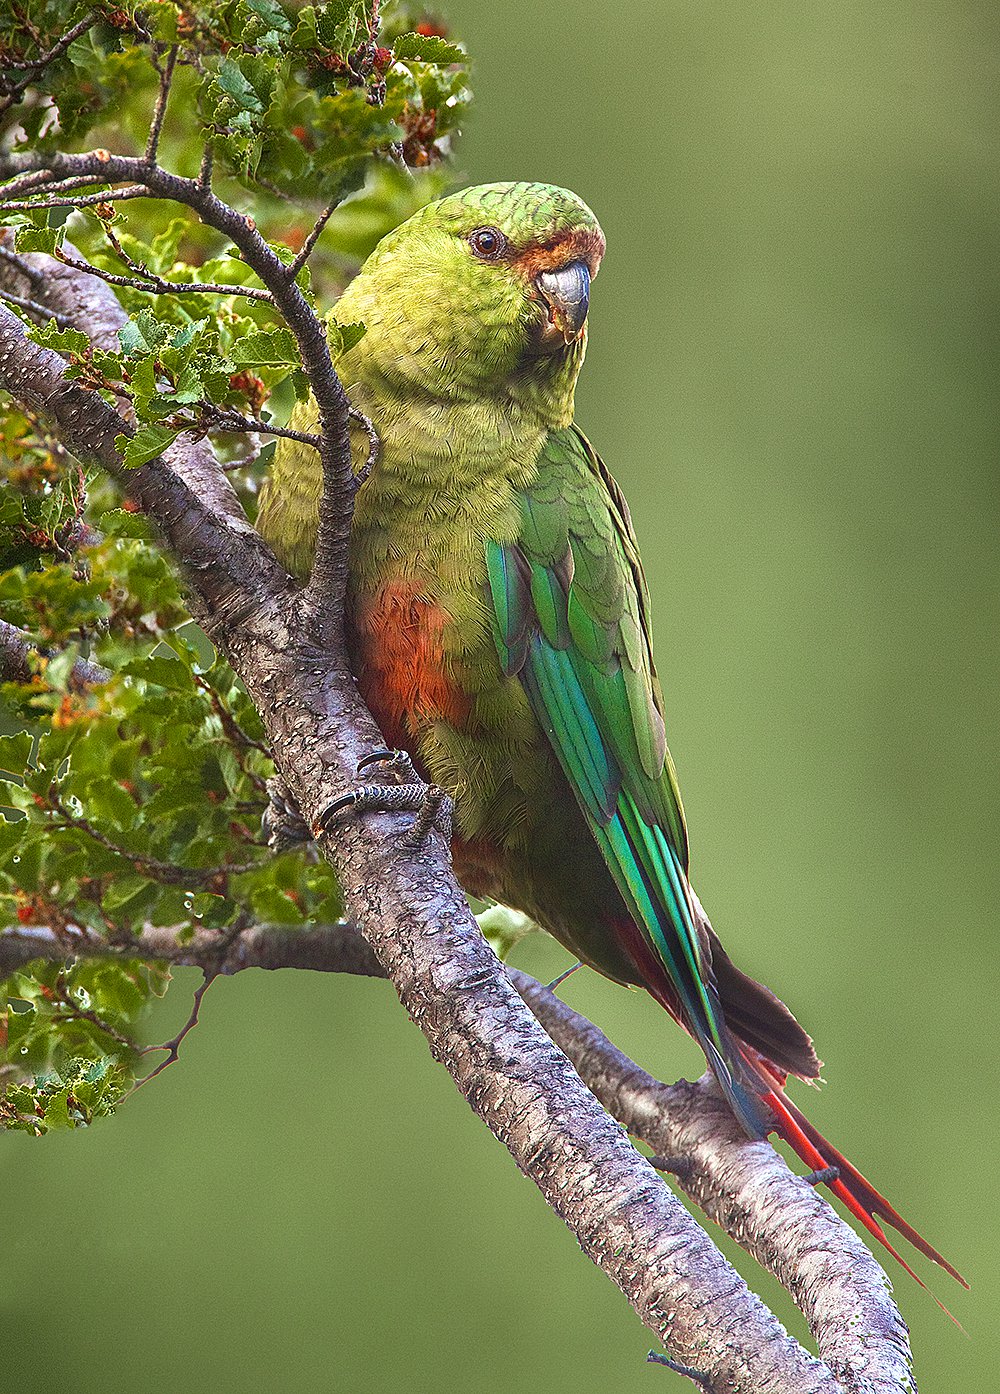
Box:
<box><xmin>707</xmin><ymin>928</ymin><xmax>821</xmax><ymax>1080</ymax></box>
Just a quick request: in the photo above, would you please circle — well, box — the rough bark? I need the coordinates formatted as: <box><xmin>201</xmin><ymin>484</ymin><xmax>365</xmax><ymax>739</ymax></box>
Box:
<box><xmin>0</xmin><ymin>919</ymin><xmax>916</xmax><ymax>1394</ymax></box>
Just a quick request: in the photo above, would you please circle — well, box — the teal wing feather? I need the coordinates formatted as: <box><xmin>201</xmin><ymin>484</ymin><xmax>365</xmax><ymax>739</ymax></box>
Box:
<box><xmin>486</xmin><ymin>426</ymin><xmax>769</xmax><ymax>1137</ymax></box>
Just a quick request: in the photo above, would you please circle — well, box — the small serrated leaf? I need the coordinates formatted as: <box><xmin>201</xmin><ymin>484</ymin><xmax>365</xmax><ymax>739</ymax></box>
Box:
<box><xmin>116</xmin><ymin>424</ymin><xmax>181</xmax><ymax>470</ymax></box>
<box><xmin>14</xmin><ymin>226</ymin><xmax>61</xmax><ymax>255</ymax></box>
<box><xmin>328</xmin><ymin>319</ymin><xmax>366</xmax><ymax>357</ymax></box>
<box><xmin>393</xmin><ymin>32</ymin><xmax>465</xmax><ymax>65</ymax></box>
<box><xmin>27</xmin><ymin>323</ymin><xmax>91</xmax><ymax>357</ymax></box>
<box><xmin>230</xmin><ymin>329</ymin><xmax>299</xmax><ymax>367</ymax></box>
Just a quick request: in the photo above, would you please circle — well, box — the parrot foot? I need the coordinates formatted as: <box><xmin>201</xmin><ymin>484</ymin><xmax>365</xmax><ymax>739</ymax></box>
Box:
<box><xmin>647</xmin><ymin>1352</ymin><xmax>711</xmax><ymax>1387</ymax></box>
<box><xmin>262</xmin><ymin>775</ymin><xmax>312</xmax><ymax>852</ymax></box>
<box><xmin>801</xmin><ymin>1164</ymin><xmax>840</xmax><ymax>1187</ymax></box>
<box><xmin>316</xmin><ymin>751</ymin><xmax>453</xmax><ymax>848</ymax></box>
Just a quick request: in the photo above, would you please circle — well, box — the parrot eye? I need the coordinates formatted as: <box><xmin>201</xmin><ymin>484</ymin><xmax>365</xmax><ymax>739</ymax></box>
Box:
<box><xmin>468</xmin><ymin>226</ymin><xmax>507</xmax><ymax>261</ymax></box>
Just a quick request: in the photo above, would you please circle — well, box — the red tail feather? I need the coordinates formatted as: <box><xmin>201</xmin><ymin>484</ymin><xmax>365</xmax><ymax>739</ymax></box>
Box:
<box><xmin>747</xmin><ymin>1053</ymin><xmax>968</xmax><ymax>1314</ymax></box>
<box><xmin>612</xmin><ymin>914</ymin><xmax>967</xmax><ymax>1302</ymax></box>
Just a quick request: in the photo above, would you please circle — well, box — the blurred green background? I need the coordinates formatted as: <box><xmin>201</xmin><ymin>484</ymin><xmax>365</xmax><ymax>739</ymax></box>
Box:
<box><xmin>4</xmin><ymin>1</ymin><xmax>997</xmax><ymax>1389</ymax></box>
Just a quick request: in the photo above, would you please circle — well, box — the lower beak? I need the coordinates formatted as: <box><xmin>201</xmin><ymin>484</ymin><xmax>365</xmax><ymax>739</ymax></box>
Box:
<box><xmin>536</xmin><ymin>260</ymin><xmax>591</xmax><ymax>344</ymax></box>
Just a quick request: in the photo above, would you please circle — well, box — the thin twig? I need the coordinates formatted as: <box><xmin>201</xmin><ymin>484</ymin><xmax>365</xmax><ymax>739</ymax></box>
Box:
<box><xmin>0</xmin><ymin>284</ymin><xmax>73</xmax><ymax>326</ymax></box>
<box><xmin>0</xmin><ymin>169</ymin><xmax>107</xmax><ymax>201</ymax></box>
<box><xmin>134</xmin><ymin>969</ymin><xmax>218</xmax><ymax>1086</ymax></box>
<box><xmin>0</xmin><ymin>12</ymin><xmax>98</xmax><ymax>112</ymax></box>
<box><xmin>145</xmin><ymin>44</ymin><xmax>179</xmax><ymax>164</ymax></box>
<box><xmin>55</xmin><ymin>244</ymin><xmax>274</xmax><ymax>303</ymax></box>
<box><xmin>285</xmin><ymin>200</ymin><xmax>339</xmax><ymax>281</ymax></box>
<box><xmin>0</xmin><ymin>185</ymin><xmax>152</xmax><ymax>213</ymax></box>
<box><xmin>349</xmin><ymin>405</ymin><xmax>380</xmax><ymax>482</ymax></box>
<box><xmin>203</xmin><ymin>407</ymin><xmax>321</xmax><ymax>450</ymax></box>
<box><xmin>647</xmin><ymin>1353</ymin><xmax>712</xmax><ymax>1387</ymax></box>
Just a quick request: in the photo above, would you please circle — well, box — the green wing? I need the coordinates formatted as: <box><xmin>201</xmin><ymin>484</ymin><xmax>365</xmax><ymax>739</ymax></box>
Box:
<box><xmin>487</xmin><ymin>426</ymin><xmax>768</xmax><ymax>1137</ymax></box>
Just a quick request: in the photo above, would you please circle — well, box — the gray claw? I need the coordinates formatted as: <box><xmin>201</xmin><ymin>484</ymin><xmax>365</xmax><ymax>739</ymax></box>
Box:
<box><xmin>315</xmin><ymin>778</ymin><xmax>452</xmax><ymax>847</ymax></box>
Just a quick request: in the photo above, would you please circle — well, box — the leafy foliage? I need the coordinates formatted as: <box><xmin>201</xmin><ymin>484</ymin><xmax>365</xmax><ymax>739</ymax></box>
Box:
<box><xmin>0</xmin><ymin>0</ymin><xmax>472</xmax><ymax>1128</ymax></box>
<box><xmin>0</xmin><ymin>465</ymin><xmax>346</xmax><ymax>1121</ymax></box>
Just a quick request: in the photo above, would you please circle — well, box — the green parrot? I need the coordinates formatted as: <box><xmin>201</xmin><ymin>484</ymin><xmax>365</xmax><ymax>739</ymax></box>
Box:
<box><xmin>257</xmin><ymin>182</ymin><xmax>961</xmax><ymax>1290</ymax></box>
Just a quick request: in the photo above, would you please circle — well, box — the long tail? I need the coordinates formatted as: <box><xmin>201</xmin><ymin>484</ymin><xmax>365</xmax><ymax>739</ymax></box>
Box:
<box><xmin>617</xmin><ymin>901</ymin><xmax>967</xmax><ymax>1295</ymax></box>
<box><xmin>744</xmin><ymin>1048</ymin><xmax>968</xmax><ymax>1293</ymax></box>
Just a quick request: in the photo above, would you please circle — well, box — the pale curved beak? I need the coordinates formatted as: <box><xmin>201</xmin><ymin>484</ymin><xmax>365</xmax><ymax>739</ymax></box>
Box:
<box><xmin>536</xmin><ymin>260</ymin><xmax>591</xmax><ymax>343</ymax></box>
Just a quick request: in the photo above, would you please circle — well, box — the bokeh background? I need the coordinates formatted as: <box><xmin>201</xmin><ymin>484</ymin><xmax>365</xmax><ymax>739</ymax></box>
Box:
<box><xmin>4</xmin><ymin>1</ymin><xmax>997</xmax><ymax>1389</ymax></box>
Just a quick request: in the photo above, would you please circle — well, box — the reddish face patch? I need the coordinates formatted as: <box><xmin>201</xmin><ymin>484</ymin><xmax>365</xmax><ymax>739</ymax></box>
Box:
<box><xmin>511</xmin><ymin>226</ymin><xmax>605</xmax><ymax>280</ymax></box>
<box><xmin>350</xmin><ymin>581</ymin><xmax>471</xmax><ymax>753</ymax></box>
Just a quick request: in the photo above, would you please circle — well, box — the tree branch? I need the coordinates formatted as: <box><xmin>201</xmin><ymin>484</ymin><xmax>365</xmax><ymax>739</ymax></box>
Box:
<box><xmin>0</xmin><ymin>918</ymin><xmax>915</xmax><ymax>1394</ymax></box>
<box><xmin>55</xmin><ymin>243</ymin><xmax>275</xmax><ymax>304</ymax></box>
<box><xmin>0</xmin><ymin>303</ymin><xmax>838</xmax><ymax>1394</ymax></box>
<box><xmin>0</xmin><ymin>618</ymin><xmax>110</xmax><ymax>689</ymax></box>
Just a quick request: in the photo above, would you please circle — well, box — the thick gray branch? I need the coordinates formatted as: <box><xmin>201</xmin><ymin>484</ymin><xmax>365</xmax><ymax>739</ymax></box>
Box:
<box><xmin>0</xmin><ymin>919</ymin><xmax>914</xmax><ymax>1394</ymax></box>
<box><xmin>0</xmin><ymin>618</ymin><xmax>109</xmax><ymax>688</ymax></box>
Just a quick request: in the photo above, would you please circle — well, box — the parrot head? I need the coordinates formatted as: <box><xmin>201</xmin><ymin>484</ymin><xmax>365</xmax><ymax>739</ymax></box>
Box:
<box><xmin>333</xmin><ymin>182</ymin><xmax>605</xmax><ymax>419</ymax></box>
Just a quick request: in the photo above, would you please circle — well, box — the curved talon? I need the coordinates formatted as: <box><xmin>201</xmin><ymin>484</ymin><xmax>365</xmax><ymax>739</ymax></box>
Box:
<box><xmin>314</xmin><ymin>790</ymin><xmax>363</xmax><ymax>834</ymax></box>
<box><xmin>357</xmin><ymin>748</ymin><xmax>396</xmax><ymax>773</ymax></box>
<box><xmin>356</xmin><ymin>747</ymin><xmax>419</xmax><ymax>782</ymax></box>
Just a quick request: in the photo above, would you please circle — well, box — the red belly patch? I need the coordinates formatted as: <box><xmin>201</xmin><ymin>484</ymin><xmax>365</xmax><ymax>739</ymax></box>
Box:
<box><xmin>351</xmin><ymin>580</ymin><xmax>471</xmax><ymax>749</ymax></box>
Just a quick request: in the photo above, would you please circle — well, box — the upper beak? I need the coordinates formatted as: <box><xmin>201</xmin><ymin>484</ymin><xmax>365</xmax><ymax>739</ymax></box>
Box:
<box><xmin>536</xmin><ymin>260</ymin><xmax>591</xmax><ymax>344</ymax></box>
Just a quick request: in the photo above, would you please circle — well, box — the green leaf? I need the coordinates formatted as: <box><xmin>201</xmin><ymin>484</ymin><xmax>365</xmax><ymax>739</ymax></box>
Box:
<box><xmin>99</xmin><ymin>508</ymin><xmax>152</xmax><ymax>539</ymax></box>
<box><xmin>328</xmin><ymin>319</ymin><xmax>366</xmax><ymax>356</ymax></box>
<box><xmin>101</xmin><ymin>873</ymin><xmax>154</xmax><ymax>913</ymax></box>
<box><xmin>116</xmin><ymin>424</ymin><xmax>181</xmax><ymax>470</ymax></box>
<box><xmin>118</xmin><ymin>311</ymin><xmax>174</xmax><ymax>357</ymax></box>
<box><xmin>27</xmin><ymin>323</ymin><xmax>92</xmax><ymax>357</ymax></box>
<box><xmin>0</xmin><ymin>733</ymin><xmax>33</xmax><ymax>782</ymax></box>
<box><xmin>216</xmin><ymin>57</ymin><xmax>265</xmax><ymax>113</ymax></box>
<box><xmin>120</xmin><ymin>653</ymin><xmax>193</xmax><ymax>691</ymax></box>
<box><xmin>393</xmin><ymin>33</ymin><xmax>465</xmax><ymax>65</ymax></box>
<box><xmin>14</xmin><ymin>225</ymin><xmax>61</xmax><ymax>255</ymax></box>
<box><xmin>230</xmin><ymin>329</ymin><xmax>300</xmax><ymax>367</ymax></box>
